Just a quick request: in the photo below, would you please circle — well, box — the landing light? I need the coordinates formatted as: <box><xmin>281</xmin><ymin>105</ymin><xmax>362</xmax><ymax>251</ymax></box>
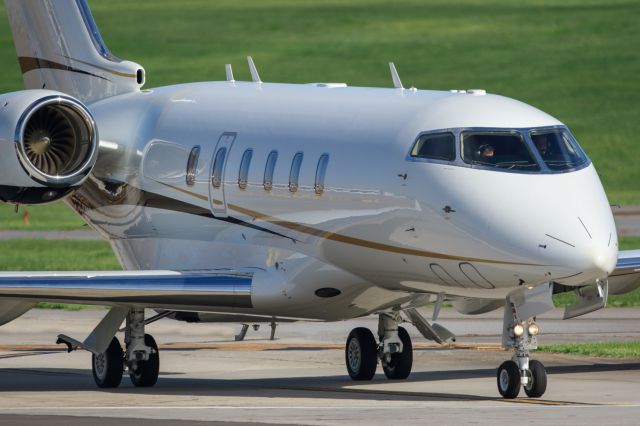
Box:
<box><xmin>528</xmin><ymin>323</ymin><xmax>540</xmax><ymax>336</ymax></box>
<box><xmin>513</xmin><ymin>324</ymin><xmax>525</xmax><ymax>337</ymax></box>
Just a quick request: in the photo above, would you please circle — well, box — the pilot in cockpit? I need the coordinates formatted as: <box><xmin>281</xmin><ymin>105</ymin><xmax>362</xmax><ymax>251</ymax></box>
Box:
<box><xmin>478</xmin><ymin>144</ymin><xmax>495</xmax><ymax>159</ymax></box>
<box><xmin>533</xmin><ymin>134</ymin><xmax>550</xmax><ymax>157</ymax></box>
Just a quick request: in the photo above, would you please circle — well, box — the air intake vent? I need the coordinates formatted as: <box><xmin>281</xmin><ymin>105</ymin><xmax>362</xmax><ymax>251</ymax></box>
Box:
<box><xmin>16</xmin><ymin>96</ymin><xmax>98</xmax><ymax>186</ymax></box>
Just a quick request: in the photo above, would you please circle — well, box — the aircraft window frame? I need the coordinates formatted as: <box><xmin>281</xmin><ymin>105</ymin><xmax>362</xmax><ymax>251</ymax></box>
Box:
<box><xmin>185</xmin><ymin>145</ymin><xmax>200</xmax><ymax>187</ymax></box>
<box><xmin>238</xmin><ymin>149</ymin><xmax>253</xmax><ymax>190</ymax></box>
<box><xmin>529</xmin><ymin>128</ymin><xmax>588</xmax><ymax>172</ymax></box>
<box><xmin>410</xmin><ymin>132</ymin><xmax>456</xmax><ymax>162</ymax></box>
<box><xmin>263</xmin><ymin>150</ymin><xmax>278</xmax><ymax>191</ymax></box>
<box><xmin>460</xmin><ymin>130</ymin><xmax>541</xmax><ymax>172</ymax></box>
<box><xmin>406</xmin><ymin>126</ymin><xmax>590</xmax><ymax>175</ymax></box>
<box><xmin>289</xmin><ymin>152</ymin><xmax>304</xmax><ymax>193</ymax></box>
<box><xmin>211</xmin><ymin>147</ymin><xmax>227</xmax><ymax>189</ymax></box>
<box><xmin>314</xmin><ymin>153</ymin><xmax>329</xmax><ymax>195</ymax></box>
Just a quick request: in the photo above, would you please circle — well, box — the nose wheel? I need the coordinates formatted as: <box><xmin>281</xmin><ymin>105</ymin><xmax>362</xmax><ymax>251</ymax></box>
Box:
<box><xmin>497</xmin><ymin>359</ymin><xmax>547</xmax><ymax>399</ymax></box>
<box><xmin>523</xmin><ymin>359</ymin><xmax>547</xmax><ymax>398</ymax></box>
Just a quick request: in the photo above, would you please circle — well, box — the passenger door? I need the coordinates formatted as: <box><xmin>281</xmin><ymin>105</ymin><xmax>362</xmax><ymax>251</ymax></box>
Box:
<box><xmin>209</xmin><ymin>132</ymin><xmax>236</xmax><ymax>217</ymax></box>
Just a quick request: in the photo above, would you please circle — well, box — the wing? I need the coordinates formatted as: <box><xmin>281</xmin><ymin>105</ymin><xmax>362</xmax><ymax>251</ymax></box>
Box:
<box><xmin>608</xmin><ymin>249</ymin><xmax>640</xmax><ymax>295</ymax></box>
<box><xmin>0</xmin><ymin>270</ymin><xmax>252</xmax><ymax>310</ymax></box>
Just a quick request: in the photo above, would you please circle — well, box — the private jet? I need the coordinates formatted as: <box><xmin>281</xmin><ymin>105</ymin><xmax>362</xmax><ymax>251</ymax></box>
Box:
<box><xmin>0</xmin><ymin>0</ymin><xmax>638</xmax><ymax>398</ymax></box>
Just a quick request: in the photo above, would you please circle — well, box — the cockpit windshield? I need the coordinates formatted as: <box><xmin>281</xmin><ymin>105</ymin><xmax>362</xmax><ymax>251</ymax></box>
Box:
<box><xmin>461</xmin><ymin>131</ymin><xmax>540</xmax><ymax>171</ymax></box>
<box><xmin>530</xmin><ymin>128</ymin><xmax>588</xmax><ymax>171</ymax></box>
<box><xmin>409</xmin><ymin>126</ymin><xmax>590</xmax><ymax>174</ymax></box>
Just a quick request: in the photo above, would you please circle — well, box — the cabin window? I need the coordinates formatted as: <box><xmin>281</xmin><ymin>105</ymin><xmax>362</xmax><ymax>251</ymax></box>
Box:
<box><xmin>530</xmin><ymin>129</ymin><xmax>588</xmax><ymax>171</ymax></box>
<box><xmin>185</xmin><ymin>145</ymin><xmax>200</xmax><ymax>186</ymax></box>
<box><xmin>461</xmin><ymin>131</ymin><xmax>540</xmax><ymax>171</ymax></box>
<box><xmin>314</xmin><ymin>154</ymin><xmax>329</xmax><ymax>195</ymax></box>
<box><xmin>289</xmin><ymin>152</ymin><xmax>304</xmax><ymax>193</ymax></box>
<box><xmin>211</xmin><ymin>147</ymin><xmax>227</xmax><ymax>188</ymax></box>
<box><xmin>238</xmin><ymin>149</ymin><xmax>253</xmax><ymax>190</ymax></box>
<box><xmin>411</xmin><ymin>133</ymin><xmax>455</xmax><ymax>161</ymax></box>
<box><xmin>263</xmin><ymin>150</ymin><xmax>278</xmax><ymax>191</ymax></box>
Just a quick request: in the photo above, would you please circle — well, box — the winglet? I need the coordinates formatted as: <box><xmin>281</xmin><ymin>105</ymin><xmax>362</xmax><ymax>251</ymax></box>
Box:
<box><xmin>247</xmin><ymin>56</ymin><xmax>262</xmax><ymax>83</ymax></box>
<box><xmin>389</xmin><ymin>62</ymin><xmax>403</xmax><ymax>89</ymax></box>
<box><xmin>225</xmin><ymin>64</ymin><xmax>235</xmax><ymax>82</ymax></box>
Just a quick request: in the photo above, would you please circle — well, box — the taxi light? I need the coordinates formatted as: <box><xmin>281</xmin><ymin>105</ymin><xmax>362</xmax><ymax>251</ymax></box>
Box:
<box><xmin>513</xmin><ymin>324</ymin><xmax>525</xmax><ymax>337</ymax></box>
<box><xmin>528</xmin><ymin>323</ymin><xmax>540</xmax><ymax>336</ymax></box>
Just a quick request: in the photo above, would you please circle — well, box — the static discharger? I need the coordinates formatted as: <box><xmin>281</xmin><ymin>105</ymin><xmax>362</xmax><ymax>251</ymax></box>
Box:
<box><xmin>247</xmin><ymin>56</ymin><xmax>262</xmax><ymax>83</ymax></box>
<box><xmin>389</xmin><ymin>62</ymin><xmax>403</xmax><ymax>89</ymax></box>
<box><xmin>225</xmin><ymin>64</ymin><xmax>235</xmax><ymax>82</ymax></box>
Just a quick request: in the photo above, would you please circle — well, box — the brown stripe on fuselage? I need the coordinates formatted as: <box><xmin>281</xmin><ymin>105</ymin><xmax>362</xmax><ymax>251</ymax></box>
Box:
<box><xmin>18</xmin><ymin>57</ymin><xmax>109</xmax><ymax>81</ymax></box>
<box><xmin>227</xmin><ymin>203</ymin><xmax>542</xmax><ymax>266</ymax></box>
<box><xmin>64</xmin><ymin>56</ymin><xmax>137</xmax><ymax>79</ymax></box>
<box><xmin>152</xmin><ymin>180</ymin><xmax>209</xmax><ymax>202</ymax></box>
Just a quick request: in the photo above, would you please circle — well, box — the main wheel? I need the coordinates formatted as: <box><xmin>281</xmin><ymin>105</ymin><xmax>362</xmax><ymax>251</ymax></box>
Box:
<box><xmin>129</xmin><ymin>334</ymin><xmax>160</xmax><ymax>387</ymax></box>
<box><xmin>382</xmin><ymin>326</ymin><xmax>413</xmax><ymax>380</ymax></box>
<box><xmin>523</xmin><ymin>360</ymin><xmax>547</xmax><ymax>398</ymax></box>
<box><xmin>345</xmin><ymin>327</ymin><xmax>378</xmax><ymax>380</ymax></box>
<box><xmin>497</xmin><ymin>360</ymin><xmax>520</xmax><ymax>399</ymax></box>
<box><xmin>92</xmin><ymin>337</ymin><xmax>124</xmax><ymax>388</ymax></box>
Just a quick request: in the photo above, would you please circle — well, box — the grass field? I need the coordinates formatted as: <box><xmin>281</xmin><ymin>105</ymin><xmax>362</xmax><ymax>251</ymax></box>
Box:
<box><xmin>0</xmin><ymin>0</ymin><xmax>638</xmax><ymax>206</ymax></box>
<box><xmin>538</xmin><ymin>341</ymin><xmax>640</xmax><ymax>359</ymax></box>
<box><xmin>0</xmin><ymin>240</ymin><xmax>120</xmax><ymax>271</ymax></box>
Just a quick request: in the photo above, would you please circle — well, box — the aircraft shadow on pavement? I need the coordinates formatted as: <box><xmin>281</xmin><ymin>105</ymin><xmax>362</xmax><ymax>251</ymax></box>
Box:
<box><xmin>0</xmin><ymin>361</ymin><xmax>639</xmax><ymax>402</ymax></box>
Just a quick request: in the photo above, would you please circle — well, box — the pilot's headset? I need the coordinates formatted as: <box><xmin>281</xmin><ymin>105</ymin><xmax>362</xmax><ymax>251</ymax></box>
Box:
<box><xmin>476</xmin><ymin>144</ymin><xmax>490</xmax><ymax>158</ymax></box>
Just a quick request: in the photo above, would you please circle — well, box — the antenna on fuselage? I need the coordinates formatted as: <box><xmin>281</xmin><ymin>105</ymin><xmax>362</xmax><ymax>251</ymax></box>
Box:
<box><xmin>225</xmin><ymin>64</ymin><xmax>235</xmax><ymax>82</ymax></box>
<box><xmin>389</xmin><ymin>62</ymin><xmax>403</xmax><ymax>89</ymax></box>
<box><xmin>247</xmin><ymin>56</ymin><xmax>262</xmax><ymax>83</ymax></box>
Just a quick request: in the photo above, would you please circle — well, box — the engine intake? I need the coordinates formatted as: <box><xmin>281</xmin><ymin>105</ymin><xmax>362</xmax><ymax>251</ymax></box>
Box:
<box><xmin>16</xmin><ymin>95</ymin><xmax>98</xmax><ymax>186</ymax></box>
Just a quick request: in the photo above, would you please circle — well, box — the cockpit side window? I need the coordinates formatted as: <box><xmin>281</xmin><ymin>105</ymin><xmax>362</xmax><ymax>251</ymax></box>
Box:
<box><xmin>530</xmin><ymin>129</ymin><xmax>587</xmax><ymax>171</ymax></box>
<box><xmin>411</xmin><ymin>133</ymin><xmax>455</xmax><ymax>161</ymax></box>
<box><xmin>461</xmin><ymin>132</ymin><xmax>540</xmax><ymax>171</ymax></box>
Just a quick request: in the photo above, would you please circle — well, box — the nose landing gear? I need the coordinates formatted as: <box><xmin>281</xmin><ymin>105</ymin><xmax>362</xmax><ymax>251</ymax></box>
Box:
<box><xmin>497</xmin><ymin>283</ymin><xmax>553</xmax><ymax>399</ymax></box>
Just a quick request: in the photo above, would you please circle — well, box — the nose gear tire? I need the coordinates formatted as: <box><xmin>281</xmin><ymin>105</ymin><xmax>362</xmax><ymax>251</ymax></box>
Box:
<box><xmin>523</xmin><ymin>360</ymin><xmax>547</xmax><ymax>398</ymax></box>
<box><xmin>497</xmin><ymin>360</ymin><xmax>520</xmax><ymax>399</ymax></box>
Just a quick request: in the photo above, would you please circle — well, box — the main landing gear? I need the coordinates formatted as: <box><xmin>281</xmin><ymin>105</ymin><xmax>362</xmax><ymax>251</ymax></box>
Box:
<box><xmin>497</xmin><ymin>283</ymin><xmax>554</xmax><ymax>399</ymax></box>
<box><xmin>92</xmin><ymin>308</ymin><xmax>160</xmax><ymax>388</ymax></box>
<box><xmin>345</xmin><ymin>313</ymin><xmax>413</xmax><ymax>380</ymax></box>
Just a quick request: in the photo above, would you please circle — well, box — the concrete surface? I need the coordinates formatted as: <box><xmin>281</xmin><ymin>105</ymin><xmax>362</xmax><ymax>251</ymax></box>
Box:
<box><xmin>0</xmin><ymin>308</ymin><xmax>638</xmax><ymax>425</ymax></box>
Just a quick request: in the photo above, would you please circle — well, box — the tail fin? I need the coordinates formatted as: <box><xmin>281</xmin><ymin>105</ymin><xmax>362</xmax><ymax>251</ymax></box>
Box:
<box><xmin>4</xmin><ymin>0</ymin><xmax>145</xmax><ymax>104</ymax></box>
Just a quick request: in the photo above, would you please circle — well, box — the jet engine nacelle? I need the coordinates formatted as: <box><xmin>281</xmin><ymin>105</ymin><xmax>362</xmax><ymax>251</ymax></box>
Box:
<box><xmin>0</xmin><ymin>90</ymin><xmax>98</xmax><ymax>204</ymax></box>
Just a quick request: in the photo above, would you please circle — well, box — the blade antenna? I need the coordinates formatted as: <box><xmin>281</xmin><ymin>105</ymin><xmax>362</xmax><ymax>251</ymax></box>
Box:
<box><xmin>225</xmin><ymin>64</ymin><xmax>235</xmax><ymax>82</ymax></box>
<box><xmin>247</xmin><ymin>56</ymin><xmax>262</xmax><ymax>83</ymax></box>
<box><xmin>389</xmin><ymin>62</ymin><xmax>403</xmax><ymax>89</ymax></box>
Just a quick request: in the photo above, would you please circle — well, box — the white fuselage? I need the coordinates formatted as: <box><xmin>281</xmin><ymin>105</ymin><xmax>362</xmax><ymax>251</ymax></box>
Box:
<box><xmin>67</xmin><ymin>81</ymin><xmax>618</xmax><ymax>320</ymax></box>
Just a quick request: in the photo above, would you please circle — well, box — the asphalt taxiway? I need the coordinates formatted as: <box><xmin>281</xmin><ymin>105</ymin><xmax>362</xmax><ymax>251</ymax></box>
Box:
<box><xmin>0</xmin><ymin>308</ymin><xmax>638</xmax><ymax>425</ymax></box>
